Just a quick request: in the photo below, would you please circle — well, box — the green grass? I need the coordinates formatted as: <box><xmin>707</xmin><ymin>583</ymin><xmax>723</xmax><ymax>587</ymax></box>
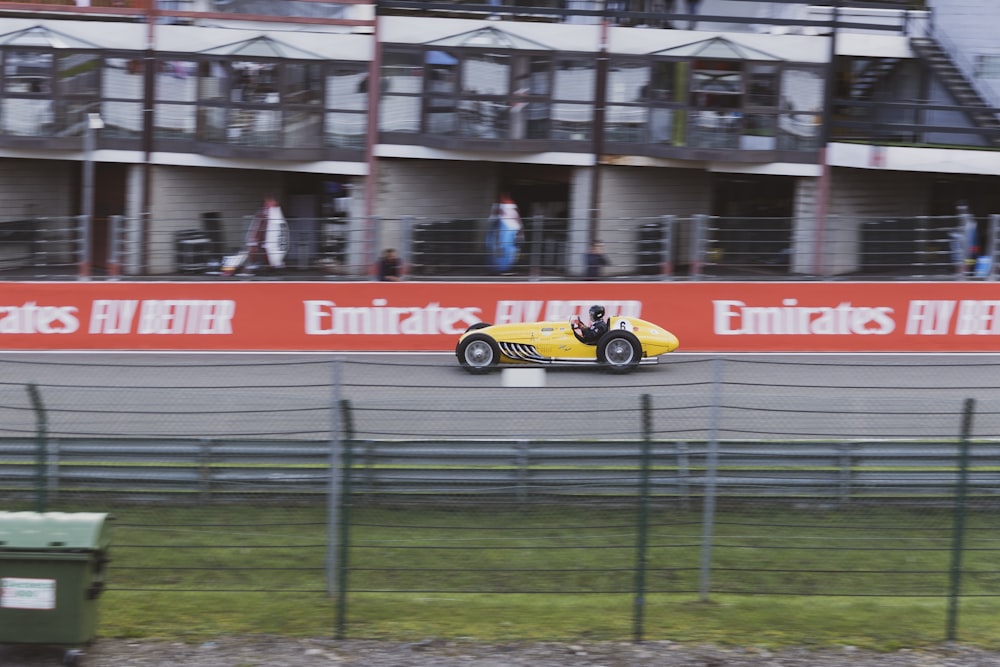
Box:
<box><xmin>52</xmin><ymin>503</ymin><xmax>1000</xmax><ymax>649</ymax></box>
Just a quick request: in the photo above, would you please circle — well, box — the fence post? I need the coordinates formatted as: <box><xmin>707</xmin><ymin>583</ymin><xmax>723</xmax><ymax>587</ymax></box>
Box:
<box><xmin>76</xmin><ymin>215</ymin><xmax>90</xmax><ymax>280</ymax></box>
<box><xmin>530</xmin><ymin>214</ymin><xmax>543</xmax><ymax>280</ymax></box>
<box><xmin>328</xmin><ymin>358</ymin><xmax>344</xmax><ymax>596</ymax></box>
<box><xmin>946</xmin><ymin>397</ymin><xmax>975</xmax><ymax>641</ymax></box>
<box><xmin>27</xmin><ymin>384</ymin><xmax>47</xmax><ymax>513</ymax></box>
<box><xmin>698</xmin><ymin>357</ymin><xmax>723</xmax><ymax>601</ymax></box>
<box><xmin>335</xmin><ymin>397</ymin><xmax>355</xmax><ymax>640</ymax></box>
<box><xmin>660</xmin><ymin>215</ymin><xmax>675</xmax><ymax>280</ymax></box>
<box><xmin>632</xmin><ymin>393</ymin><xmax>652</xmax><ymax>643</ymax></box>
<box><xmin>107</xmin><ymin>214</ymin><xmax>122</xmax><ymax>279</ymax></box>
<box><xmin>689</xmin><ymin>215</ymin><xmax>708</xmax><ymax>280</ymax></box>
<box><xmin>516</xmin><ymin>439</ymin><xmax>529</xmax><ymax>506</ymax></box>
<box><xmin>401</xmin><ymin>215</ymin><xmax>414</xmax><ymax>281</ymax></box>
<box><xmin>985</xmin><ymin>214</ymin><xmax>998</xmax><ymax>281</ymax></box>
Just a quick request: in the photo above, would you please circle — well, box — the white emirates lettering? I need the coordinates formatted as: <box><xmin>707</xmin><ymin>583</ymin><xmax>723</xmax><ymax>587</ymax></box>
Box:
<box><xmin>713</xmin><ymin>299</ymin><xmax>895</xmax><ymax>335</ymax></box>
<box><xmin>494</xmin><ymin>300</ymin><xmax>642</xmax><ymax>324</ymax></box>
<box><xmin>84</xmin><ymin>300</ymin><xmax>235</xmax><ymax>335</ymax></box>
<box><xmin>304</xmin><ymin>299</ymin><xmax>481</xmax><ymax>335</ymax></box>
<box><xmin>907</xmin><ymin>299</ymin><xmax>1000</xmax><ymax>335</ymax></box>
<box><xmin>0</xmin><ymin>302</ymin><xmax>79</xmax><ymax>334</ymax></box>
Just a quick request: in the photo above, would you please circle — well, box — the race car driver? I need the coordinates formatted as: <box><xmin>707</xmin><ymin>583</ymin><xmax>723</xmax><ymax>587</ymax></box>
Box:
<box><xmin>572</xmin><ymin>304</ymin><xmax>609</xmax><ymax>344</ymax></box>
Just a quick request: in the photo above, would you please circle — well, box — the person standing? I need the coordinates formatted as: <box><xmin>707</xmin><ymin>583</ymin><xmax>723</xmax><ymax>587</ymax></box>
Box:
<box><xmin>377</xmin><ymin>248</ymin><xmax>402</xmax><ymax>281</ymax></box>
<box><xmin>584</xmin><ymin>241</ymin><xmax>609</xmax><ymax>279</ymax></box>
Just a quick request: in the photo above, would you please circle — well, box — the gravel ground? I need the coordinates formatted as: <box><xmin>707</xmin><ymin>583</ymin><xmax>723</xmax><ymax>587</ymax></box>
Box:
<box><xmin>4</xmin><ymin>638</ymin><xmax>1000</xmax><ymax>667</ymax></box>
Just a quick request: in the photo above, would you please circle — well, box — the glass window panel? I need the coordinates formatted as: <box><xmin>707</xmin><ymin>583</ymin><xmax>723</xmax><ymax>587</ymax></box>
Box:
<box><xmin>525</xmin><ymin>106</ymin><xmax>549</xmax><ymax>139</ymax></box>
<box><xmin>381</xmin><ymin>50</ymin><xmax>423</xmax><ymax>95</ymax></box>
<box><xmin>426</xmin><ymin>51</ymin><xmax>458</xmax><ymax>97</ymax></box>
<box><xmin>649</xmin><ymin>107</ymin><xmax>674</xmax><ymax>143</ymax></box>
<box><xmin>228</xmin><ymin>108</ymin><xmax>281</xmax><ymax>146</ymax></box>
<box><xmin>689</xmin><ymin>110</ymin><xmax>741</xmax><ymax>149</ymax></box>
<box><xmin>605</xmin><ymin>104</ymin><xmax>647</xmax><ymax>142</ymax></box>
<box><xmin>426</xmin><ymin>107</ymin><xmax>456</xmax><ymax>135</ymax></box>
<box><xmin>379</xmin><ymin>94</ymin><xmax>421</xmax><ymax>132</ymax></box>
<box><xmin>781</xmin><ymin>68</ymin><xmax>823</xmax><ymax>115</ymax></box>
<box><xmin>198</xmin><ymin>106</ymin><xmax>227</xmax><ymax>142</ymax></box>
<box><xmin>285</xmin><ymin>62</ymin><xmax>323</xmax><ymax>104</ymax></box>
<box><xmin>327</xmin><ymin>67</ymin><xmax>368</xmax><ymax>111</ymax></box>
<box><xmin>326</xmin><ymin>111</ymin><xmax>366</xmax><ymax>148</ymax></box>
<box><xmin>553</xmin><ymin>58</ymin><xmax>594</xmax><ymax>101</ymax></box>
<box><xmin>101</xmin><ymin>101</ymin><xmax>143</xmax><ymax>139</ymax></box>
<box><xmin>58</xmin><ymin>54</ymin><xmax>100</xmax><ymax>96</ymax></box>
<box><xmin>461</xmin><ymin>53</ymin><xmax>509</xmax><ymax>95</ymax></box>
<box><xmin>691</xmin><ymin>60</ymin><xmax>742</xmax><ymax>109</ymax></box>
<box><xmin>551</xmin><ymin>102</ymin><xmax>589</xmax><ymax>140</ymax></box>
<box><xmin>510</xmin><ymin>55</ymin><xmax>550</xmax><ymax>96</ymax></box>
<box><xmin>282</xmin><ymin>108</ymin><xmax>322</xmax><ymax>147</ymax></box>
<box><xmin>976</xmin><ymin>54</ymin><xmax>1000</xmax><ymax>79</ymax></box>
<box><xmin>104</xmin><ymin>58</ymin><xmax>145</xmax><ymax>100</ymax></box>
<box><xmin>608</xmin><ymin>61</ymin><xmax>648</xmax><ymax>103</ymax></box>
<box><xmin>648</xmin><ymin>61</ymin><xmax>677</xmax><ymax>101</ymax></box>
<box><xmin>232</xmin><ymin>61</ymin><xmax>279</xmax><ymax>103</ymax></box>
<box><xmin>5</xmin><ymin>51</ymin><xmax>52</xmax><ymax>94</ymax></box>
<box><xmin>742</xmin><ymin>112</ymin><xmax>777</xmax><ymax>149</ymax></box>
<box><xmin>747</xmin><ymin>64</ymin><xmax>778</xmax><ymax>107</ymax></box>
<box><xmin>198</xmin><ymin>60</ymin><xmax>228</xmax><ymax>102</ymax></box>
<box><xmin>155</xmin><ymin>103</ymin><xmax>196</xmax><ymax>140</ymax></box>
<box><xmin>155</xmin><ymin>61</ymin><xmax>198</xmax><ymax>102</ymax></box>
<box><xmin>1</xmin><ymin>98</ymin><xmax>54</xmax><ymax>135</ymax></box>
<box><xmin>457</xmin><ymin>98</ymin><xmax>507</xmax><ymax>139</ymax></box>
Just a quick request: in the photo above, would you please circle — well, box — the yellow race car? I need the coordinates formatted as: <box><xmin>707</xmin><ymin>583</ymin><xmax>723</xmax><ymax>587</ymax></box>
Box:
<box><xmin>455</xmin><ymin>315</ymin><xmax>679</xmax><ymax>374</ymax></box>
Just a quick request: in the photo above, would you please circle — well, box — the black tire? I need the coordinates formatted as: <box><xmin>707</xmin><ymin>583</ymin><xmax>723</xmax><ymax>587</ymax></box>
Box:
<box><xmin>596</xmin><ymin>330</ymin><xmax>642</xmax><ymax>373</ymax></box>
<box><xmin>456</xmin><ymin>332</ymin><xmax>500</xmax><ymax>374</ymax></box>
<box><xmin>464</xmin><ymin>322</ymin><xmax>492</xmax><ymax>333</ymax></box>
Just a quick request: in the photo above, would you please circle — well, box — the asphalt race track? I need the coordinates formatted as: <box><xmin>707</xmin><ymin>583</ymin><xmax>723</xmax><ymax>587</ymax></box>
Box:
<box><xmin>1</xmin><ymin>352</ymin><xmax>998</xmax><ymax>443</ymax></box>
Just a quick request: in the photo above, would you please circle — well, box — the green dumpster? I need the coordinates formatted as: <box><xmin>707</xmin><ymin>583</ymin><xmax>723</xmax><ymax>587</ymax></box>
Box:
<box><xmin>0</xmin><ymin>512</ymin><xmax>111</xmax><ymax>653</ymax></box>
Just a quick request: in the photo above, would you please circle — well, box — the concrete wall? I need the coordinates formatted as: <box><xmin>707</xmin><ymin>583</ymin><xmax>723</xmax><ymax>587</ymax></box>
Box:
<box><xmin>792</xmin><ymin>167</ymin><xmax>931</xmax><ymax>276</ymax></box>
<box><xmin>0</xmin><ymin>158</ymin><xmax>73</xmax><ymax>219</ymax></box>
<box><xmin>0</xmin><ymin>158</ymin><xmax>74</xmax><ymax>270</ymax></box>
<box><xmin>147</xmin><ymin>165</ymin><xmax>281</xmax><ymax>274</ymax></box>
<box><xmin>374</xmin><ymin>157</ymin><xmax>499</xmax><ymax>262</ymax></box>
<box><xmin>594</xmin><ymin>165</ymin><xmax>711</xmax><ymax>277</ymax></box>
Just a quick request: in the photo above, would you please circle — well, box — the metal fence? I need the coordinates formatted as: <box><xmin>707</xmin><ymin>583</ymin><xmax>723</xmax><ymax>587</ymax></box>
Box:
<box><xmin>2</xmin><ymin>354</ymin><xmax>1000</xmax><ymax>641</ymax></box>
<box><xmin>2</xmin><ymin>212</ymin><xmax>998</xmax><ymax>281</ymax></box>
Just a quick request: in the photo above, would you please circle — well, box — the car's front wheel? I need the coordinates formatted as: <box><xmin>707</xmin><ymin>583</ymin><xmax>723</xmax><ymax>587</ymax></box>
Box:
<box><xmin>456</xmin><ymin>333</ymin><xmax>501</xmax><ymax>374</ymax></box>
<box><xmin>597</xmin><ymin>330</ymin><xmax>642</xmax><ymax>373</ymax></box>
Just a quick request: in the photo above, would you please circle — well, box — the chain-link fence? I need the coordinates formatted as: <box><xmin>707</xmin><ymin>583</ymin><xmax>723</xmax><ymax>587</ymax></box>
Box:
<box><xmin>2</xmin><ymin>354</ymin><xmax>1000</xmax><ymax>641</ymax></box>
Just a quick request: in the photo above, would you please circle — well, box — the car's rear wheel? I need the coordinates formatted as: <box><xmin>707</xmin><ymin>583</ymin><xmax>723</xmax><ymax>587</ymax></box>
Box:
<box><xmin>457</xmin><ymin>333</ymin><xmax>500</xmax><ymax>374</ymax></box>
<box><xmin>597</xmin><ymin>330</ymin><xmax>642</xmax><ymax>373</ymax></box>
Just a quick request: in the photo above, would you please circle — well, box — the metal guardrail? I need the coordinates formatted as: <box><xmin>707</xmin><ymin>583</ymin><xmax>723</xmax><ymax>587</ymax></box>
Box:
<box><xmin>5</xmin><ymin>437</ymin><xmax>1000</xmax><ymax>502</ymax></box>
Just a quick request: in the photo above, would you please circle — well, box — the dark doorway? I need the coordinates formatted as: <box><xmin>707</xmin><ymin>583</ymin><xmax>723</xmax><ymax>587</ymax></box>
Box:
<box><xmin>282</xmin><ymin>173</ymin><xmax>353</xmax><ymax>270</ymax></box>
<box><xmin>708</xmin><ymin>174</ymin><xmax>795</xmax><ymax>274</ymax></box>
<box><xmin>498</xmin><ymin>164</ymin><xmax>571</xmax><ymax>275</ymax></box>
<box><xmin>74</xmin><ymin>162</ymin><xmax>128</xmax><ymax>272</ymax></box>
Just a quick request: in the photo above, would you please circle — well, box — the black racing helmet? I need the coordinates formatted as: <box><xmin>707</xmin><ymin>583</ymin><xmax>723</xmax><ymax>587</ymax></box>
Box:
<box><xmin>589</xmin><ymin>304</ymin><xmax>605</xmax><ymax>321</ymax></box>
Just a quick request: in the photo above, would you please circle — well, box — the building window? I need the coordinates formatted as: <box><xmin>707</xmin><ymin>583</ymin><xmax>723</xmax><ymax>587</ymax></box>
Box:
<box><xmin>380</xmin><ymin>49</ymin><xmax>424</xmax><ymax>133</ymax></box>
<box><xmin>778</xmin><ymin>67</ymin><xmax>823</xmax><ymax>150</ymax></box>
<box><xmin>551</xmin><ymin>57</ymin><xmax>593</xmax><ymax>140</ymax></box>
<box><xmin>192</xmin><ymin>58</ymin><xmax>326</xmax><ymax>150</ymax></box>
<box><xmin>325</xmin><ymin>64</ymin><xmax>367</xmax><ymax>149</ymax></box>
<box><xmin>1</xmin><ymin>50</ymin><xmax>54</xmax><ymax>136</ymax></box>
<box><xmin>976</xmin><ymin>54</ymin><xmax>1000</xmax><ymax>79</ymax></box>
<box><xmin>154</xmin><ymin>59</ymin><xmax>198</xmax><ymax>141</ymax></box>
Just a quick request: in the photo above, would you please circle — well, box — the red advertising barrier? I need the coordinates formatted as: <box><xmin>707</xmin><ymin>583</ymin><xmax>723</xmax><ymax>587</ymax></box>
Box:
<box><xmin>2</xmin><ymin>281</ymin><xmax>1000</xmax><ymax>352</ymax></box>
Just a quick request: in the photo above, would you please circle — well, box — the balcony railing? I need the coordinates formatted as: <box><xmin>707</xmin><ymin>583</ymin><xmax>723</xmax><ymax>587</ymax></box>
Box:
<box><xmin>0</xmin><ymin>0</ymin><xmax>375</xmax><ymax>26</ymax></box>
